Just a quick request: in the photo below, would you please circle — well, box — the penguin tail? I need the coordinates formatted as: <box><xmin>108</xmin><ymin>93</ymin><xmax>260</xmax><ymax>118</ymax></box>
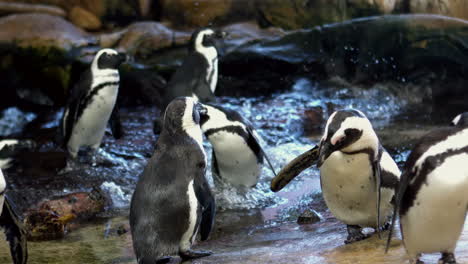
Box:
<box><xmin>0</xmin><ymin>196</ymin><xmax>28</xmax><ymax>264</ymax></box>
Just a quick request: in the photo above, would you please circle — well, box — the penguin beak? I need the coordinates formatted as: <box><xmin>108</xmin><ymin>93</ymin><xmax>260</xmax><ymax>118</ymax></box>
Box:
<box><xmin>197</xmin><ymin>103</ymin><xmax>208</xmax><ymax>117</ymax></box>
<box><xmin>270</xmin><ymin>145</ymin><xmax>319</xmax><ymax>192</ymax></box>
<box><xmin>317</xmin><ymin>140</ymin><xmax>334</xmax><ymax>168</ymax></box>
<box><xmin>117</xmin><ymin>52</ymin><xmax>127</xmax><ymax>64</ymax></box>
<box><xmin>214</xmin><ymin>30</ymin><xmax>228</xmax><ymax>39</ymax></box>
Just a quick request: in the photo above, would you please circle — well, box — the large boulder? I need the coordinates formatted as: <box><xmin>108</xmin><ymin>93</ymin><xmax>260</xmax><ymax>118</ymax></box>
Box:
<box><xmin>218</xmin><ymin>14</ymin><xmax>468</xmax><ymax>114</ymax></box>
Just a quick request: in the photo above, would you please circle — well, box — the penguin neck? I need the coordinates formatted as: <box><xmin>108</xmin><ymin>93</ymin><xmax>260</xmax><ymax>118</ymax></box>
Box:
<box><xmin>196</xmin><ymin>46</ymin><xmax>218</xmax><ymax>93</ymax></box>
<box><xmin>341</xmin><ymin>130</ymin><xmax>379</xmax><ymax>160</ymax></box>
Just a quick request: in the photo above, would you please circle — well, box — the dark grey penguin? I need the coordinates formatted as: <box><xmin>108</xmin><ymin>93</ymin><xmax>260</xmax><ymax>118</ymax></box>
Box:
<box><xmin>0</xmin><ymin>169</ymin><xmax>28</xmax><ymax>264</ymax></box>
<box><xmin>61</xmin><ymin>48</ymin><xmax>126</xmax><ymax>159</ymax></box>
<box><xmin>386</xmin><ymin>125</ymin><xmax>468</xmax><ymax>264</ymax></box>
<box><xmin>153</xmin><ymin>28</ymin><xmax>227</xmax><ymax>134</ymax></box>
<box><xmin>451</xmin><ymin>112</ymin><xmax>468</xmax><ymax>127</ymax></box>
<box><xmin>271</xmin><ymin>109</ymin><xmax>400</xmax><ymax>244</ymax></box>
<box><xmin>130</xmin><ymin>97</ymin><xmax>215</xmax><ymax>264</ymax></box>
<box><xmin>199</xmin><ymin>103</ymin><xmax>276</xmax><ymax>188</ymax></box>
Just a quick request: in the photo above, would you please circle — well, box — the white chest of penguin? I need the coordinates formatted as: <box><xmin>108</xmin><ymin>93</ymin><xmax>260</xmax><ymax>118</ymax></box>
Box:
<box><xmin>208</xmin><ymin>131</ymin><xmax>260</xmax><ymax>186</ymax></box>
<box><xmin>320</xmin><ymin>151</ymin><xmax>379</xmax><ymax>226</ymax></box>
<box><xmin>203</xmin><ymin>48</ymin><xmax>218</xmax><ymax>93</ymax></box>
<box><xmin>72</xmin><ymin>83</ymin><xmax>118</xmax><ymax>145</ymax></box>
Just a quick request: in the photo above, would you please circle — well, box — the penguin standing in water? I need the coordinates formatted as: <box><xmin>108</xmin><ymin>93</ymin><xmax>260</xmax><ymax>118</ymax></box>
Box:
<box><xmin>271</xmin><ymin>109</ymin><xmax>400</xmax><ymax>244</ymax></box>
<box><xmin>0</xmin><ymin>169</ymin><xmax>28</xmax><ymax>264</ymax></box>
<box><xmin>199</xmin><ymin>103</ymin><xmax>277</xmax><ymax>188</ymax></box>
<box><xmin>153</xmin><ymin>28</ymin><xmax>227</xmax><ymax>134</ymax></box>
<box><xmin>130</xmin><ymin>97</ymin><xmax>215</xmax><ymax>263</ymax></box>
<box><xmin>386</xmin><ymin>122</ymin><xmax>468</xmax><ymax>264</ymax></box>
<box><xmin>61</xmin><ymin>48</ymin><xmax>126</xmax><ymax>160</ymax></box>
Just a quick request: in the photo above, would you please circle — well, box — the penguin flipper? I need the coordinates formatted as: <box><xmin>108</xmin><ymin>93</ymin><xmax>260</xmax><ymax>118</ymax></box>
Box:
<box><xmin>194</xmin><ymin>173</ymin><xmax>215</xmax><ymax>241</ymax></box>
<box><xmin>0</xmin><ymin>196</ymin><xmax>28</xmax><ymax>264</ymax></box>
<box><xmin>246</xmin><ymin>126</ymin><xmax>277</xmax><ymax>178</ymax></box>
<box><xmin>109</xmin><ymin>105</ymin><xmax>123</xmax><ymax>139</ymax></box>
<box><xmin>373</xmin><ymin>160</ymin><xmax>382</xmax><ymax>239</ymax></box>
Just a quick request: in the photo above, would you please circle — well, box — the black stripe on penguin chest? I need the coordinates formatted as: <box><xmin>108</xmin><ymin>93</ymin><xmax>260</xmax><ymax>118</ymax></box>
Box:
<box><xmin>400</xmin><ymin>145</ymin><xmax>468</xmax><ymax>216</ymax></box>
<box><xmin>205</xmin><ymin>125</ymin><xmax>263</xmax><ymax>163</ymax></box>
<box><xmin>76</xmin><ymin>82</ymin><xmax>119</xmax><ymax>121</ymax></box>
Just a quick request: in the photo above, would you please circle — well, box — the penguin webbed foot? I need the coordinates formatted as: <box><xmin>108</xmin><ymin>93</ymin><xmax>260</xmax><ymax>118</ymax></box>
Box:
<box><xmin>179</xmin><ymin>249</ymin><xmax>212</xmax><ymax>260</ymax></box>
<box><xmin>439</xmin><ymin>252</ymin><xmax>457</xmax><ymax>264</ymax></box>
<box><xmin>58</xmin><ymin>157</ymin><xmax>80</xmax><ymax>174</ymax></box>
<box><xmin>344</xmin><ymin>225</ymin><xmax>370</xmax><ymax>244</ymax></box>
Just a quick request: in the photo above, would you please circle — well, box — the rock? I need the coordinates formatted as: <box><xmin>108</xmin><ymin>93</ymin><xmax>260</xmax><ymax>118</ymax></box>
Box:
<box><xmin>409</xmin><ymin>0</ymin><xmax>468</xmax><ymax>21</ymax></box>
<box><xmin>160</xmin><ymin>0</ymin><xmax>233</xmax><ymax>28</ymax></box>
<box><xmin>115</xmin><ymin>22</ymin><xmax>190</xmax><ymax>61</ymax></box>
<box><xmin>0</xmin><ymin>2</ymin><xmax>66</xmax><ymax>17</ymax></box>
<box><xmin>221</xmin><ymin>22</ymin><xmax>286</xmax><ymax>52</ymax></box>
<box><xmin>138</xmin><ymin>0</ymin><xmax>151</xmax><ymax>17</ymax></box>
<box><xmin>255</xmin><ymin>0</ymin><xmax>349</xmax><ymax>30</ymax></box>
<box><xmin>24</xmin><ymin>188</ymin><xmax>110</xmax><ymax>241</ymax></box>
<box><xmin>348</xmin><ymin>0</ymin><xmax>396</xmax><ymax>14</ymax></box>
<box><xmin>218</xmin><ymin>14</ymin><xmax>468</xmax><ymax>114</ymax></box>
<box><xmin>297</xmin><ymin>209</ymin><xmax>321</xmax><ymax>225</ymax></box>
<box><xmin>68</xmin><ymin>6</ymin><xmax>102</xmax><ymax>31</ymax></box>
<box><xmin>0</xmin><ymin>13</ymin><xmax>95</xmax><ymax>50</ymax></box>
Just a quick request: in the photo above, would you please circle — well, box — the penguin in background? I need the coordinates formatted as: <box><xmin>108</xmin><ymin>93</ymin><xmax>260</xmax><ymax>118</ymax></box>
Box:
<box><xmin>61</xmin><ymin>48</ymin><xmax>126</xmax><ymax>161</ymax></box>
<box><xmin>271</xmin><ymin>109</ymin><xmax>400</xmax><ymax>244</ymax></box>
<box><xmin>0</xmin><ymin>169</ymin><xmax>28</xmax><ymax>264</ymax></box>
<box><xmin>130</xmin><ymin>97</ymin><xmax>215</xmax><ymax>263</ymax></box>
<box><xmin>386</xmin><ymin>122</ymin><xmax>468</xmax><ymax>264</ymax></box>
<box><xmin>451</xmin><ymin>112</ymin><xmax>468</xmax><ymax>127</ymax></box>
<box><xmin>153</xmin><ymin>28</ymin><xmax>227</xmax><ymax>134</ymax></box>
<box><xmin>199</xmin><ymin>103</ymin><xmax>277</xmax><ymax>188</ymax></box>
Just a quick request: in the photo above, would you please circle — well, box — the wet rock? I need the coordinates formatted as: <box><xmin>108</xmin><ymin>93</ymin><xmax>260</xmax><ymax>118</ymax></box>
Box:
<box><xmin>219</xmin><ymin>14</ymin><xmax>468</xmax><ymax>113</ymax></box>
<box><xmin>159</xmin><ymin>0</ymin><xmax>233</xmax><ymax>28</ymax></box>
<box><xmin>348</xmin><ymin>0</ymin><xmax>396</xmax><ymax>14</ymax></box>
<box><xmin>24</xmin><ymin>188</ymin><xmax>110</xmax><ymax>241</ymax></box>
<box><xmin>221</xmin><ymin>22</ymin><xmax>286</xmax><ymax>52</ymax></box>
<box><xmin>303</xmin><ymin>107</ymin><xmax>324</xmax><ymax>135</ymax></box>
<box><xmin>409</xmin><ymin>0</ymin><xmax>468</xmax><ymax>21</ymax></box>
<box><xmin>297</xmin><ymin>209</ymin><xmax>321</xmax><ymax>225</ymax></box>
<box><xmin>68</xmin><ymin>6</ymin><xmax>102</xmax><ymax>31</ymax></box>
<box><xmin>0</xmin><ymin>2</ymin><xmax>66</xmax><ymax>17</ymax></box>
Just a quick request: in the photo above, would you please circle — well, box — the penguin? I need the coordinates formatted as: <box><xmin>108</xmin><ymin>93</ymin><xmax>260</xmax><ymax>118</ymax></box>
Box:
<box><xmin>0</xmin><ymin>169</ymin><xmax>28</xmax><ymax>264</ymax></box>
<box><xmin>130</xmin><ymin>97</ymin><xmax>215</xmax><ymax>264</ymax></box>
<box><xmin>61</xmin><ymin>48</ymin><xmax>126</xmax><ymax>159</ymax></box>
<box><xmin>0</xmin><ymin>139</ymin><xmax>35</xmax><ymax>169</ymax></box>
<box><xmin>199</xmin><ymin>103</ymin><xmax>277</xmax><ymax>188</ymax></box>
<box><xmin>153</xmin><ymin>28</ymin><xmax>227</xmax><ymax>134</ymax></box>
<box><xmin>271</xmin><ymin>109</ymin><xmax>400</xmax><ymax>244</ymax></box>
<box><xmin>386</xmin><ymin>125</ymin><xmax>468</xmax><ymax>264</ymax></box>
<box><xmin>451</xmin><ymin>112</ymin><xmax>468</xmax><ymax>127</ymax></box>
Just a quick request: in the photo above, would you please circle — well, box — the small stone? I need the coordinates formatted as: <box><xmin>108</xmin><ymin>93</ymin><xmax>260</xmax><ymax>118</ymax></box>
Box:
<box><xmin>69</xmin><ymin>6</ymin><xmax>102</xmax><ymax>31</ymax></box>
<box><xmin>297</xmin><ymin>209</ymin><xmax>321</xmax><ymax>225</ymax></box>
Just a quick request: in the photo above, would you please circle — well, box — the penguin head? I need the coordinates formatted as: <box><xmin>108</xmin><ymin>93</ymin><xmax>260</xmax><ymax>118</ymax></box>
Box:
<box><xmin>451</xmin><ymin>112</ymin><xmax>468</xmax><ymax>127</ymax></box>
<box><xmin>92</xmin><ymin>48</ymin><xmax>127</xmax><ymax>70</ymax></box>
<box><xmin>163</xmin><ymin>97</ymin><xmax>207</xmax><ymax>136</ymax></box>
<box><xmin>190</xmin><ymin>28</ymin><xmax>227</xmax><ymax>55</ymax></box>
<box><xmin>317</xmin><ymin>109</ymin><xmax>379</xmax><ymax>167</ymax></box>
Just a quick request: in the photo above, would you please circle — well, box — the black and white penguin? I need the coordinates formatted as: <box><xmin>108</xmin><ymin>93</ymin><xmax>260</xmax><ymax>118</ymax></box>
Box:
<box><xmin>0</xmin><ymin>169</ymin><xmax>28</xmax><ymax>264</ymax></box>
<box><xmin>451</xmin><ymin>112</ymin><xmax>468</xmax><ymax>127</ymax></box>
<box><xmin>386</xmin><ymin>125</ymin><xmax>468</xmax><ymax>264</ymax></box>
<box><xmin>199</xmin><ymin>103</ymin><xmax>276</xmax><ymax>188</ymax></box>
<box><xmin>271</xmin><ymin>109</ymin><xmax>400</xmax><ymax>244</ymax></box>
<box><xmin>61</xmin><ymin>48</ymin><xmax>126</xmax><ymax>159</ymax></box>
<box><xmin>130</xmin><ymin>97</ymin><xmax>215</xmax><ymax>264</ymax></box>
<box><xmin>0</xmin><ymin>139</ymin><xmax>35</xmax><ymax>169</ymax></box>
<box><xmin>154</xmin><ymin>28</ymin><xmax>226</xmax><ymax>134</ymax></box>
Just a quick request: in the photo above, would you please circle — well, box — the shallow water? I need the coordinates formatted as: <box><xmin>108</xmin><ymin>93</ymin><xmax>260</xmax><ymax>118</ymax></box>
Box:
<box><xmin>0</xmin><ymin>77</ymin><xmax>465</xmax><ymax>263</ymax></box>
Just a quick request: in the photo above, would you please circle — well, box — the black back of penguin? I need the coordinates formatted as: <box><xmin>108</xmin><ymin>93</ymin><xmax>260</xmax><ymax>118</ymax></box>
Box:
<box><xmin>160</xmin><ymin>28</ymin><xmax>225</xmax><ymax>112</ymax></box>
<box><xmin>130</xmin><ymin>97</ymin><xmax>214</xmax><ymax>262</ymax></box>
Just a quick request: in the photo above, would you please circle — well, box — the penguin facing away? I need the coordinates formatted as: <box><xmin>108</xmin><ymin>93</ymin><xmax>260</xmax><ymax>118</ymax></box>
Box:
<box><xmin>0</xmin><ymin>169</ymin><xmax>28</xmax><ymax>264</ymax></box>
<box><xmin>154</xmin><ymin>28</ymin><xmax>227</xmax><ymax>134</ymax></box>
<box><xmin>451</xmin><ymin>112</ymin><xmax>468</xmax><ymax>127</ymax></box>
<box><xmin>386</xmin><ymin>125</ymin><xmax>468</xmax><ymax>264</ymax></box>
<box><xmin>130</xmin><ymin>97</ymin><xmax>215</xmax><ymax>264</ymax></box>
<box><xmin>61</xmin><ymin>48</ymin><xmax>126</xmax><ymax>159</ymax></box>
<box><xmin>199</xmin><ymin>103</ymin><xmax>277</xmax><ymax>188</ymax></box>
<box><xmin>271</xmin><ymin>109</ymin><xmax>400</xmax><ymax>244</ymax></box>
